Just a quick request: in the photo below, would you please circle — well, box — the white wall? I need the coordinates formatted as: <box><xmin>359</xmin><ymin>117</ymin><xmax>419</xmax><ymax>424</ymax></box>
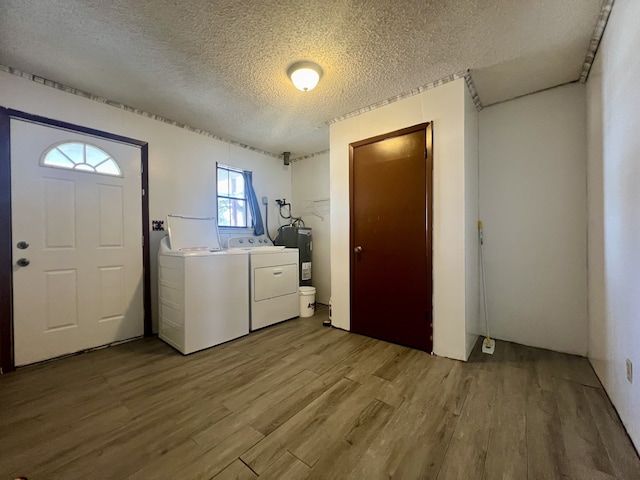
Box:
<box><xmin>0</xmin><ymin>71</ymin><xmax>292</xmax><ymax>333</ymax></box>
<box><xmin>479</xmin><ymin>83</ymin><xmax>588</xmax><ymax>356</ymax></box>
<box><xmin>290</xmin><ymin>153</ymin><xmax>331</xmax><ymax>305</ymax></box>
<box><xmin>330</xmin><ymin>79</ymin><xmax>471</xmax><ymax>361</ymax></box>
<box><xmin>586</xmin><ymin>0</ymin><xmax>640</xmax><ymax>449</ymax></box>
<box><xmin>464</xmin><ymin>87</ymin><xmax>480</xmax><ymax>358</ymax></box>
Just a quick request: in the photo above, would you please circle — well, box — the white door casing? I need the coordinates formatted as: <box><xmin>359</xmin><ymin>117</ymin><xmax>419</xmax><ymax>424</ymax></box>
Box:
<box><xmin>11</xmin><ymin>120</ymin><xmax>144</xmax><ymax>366</ymax></box>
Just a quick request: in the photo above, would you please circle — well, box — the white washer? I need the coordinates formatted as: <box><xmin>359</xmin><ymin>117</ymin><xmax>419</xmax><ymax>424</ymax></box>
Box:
<box><xmin>158</xmin><ymin>216</ymin><xmax>249</xmax><ymax>354</ymax></box>
<box><xmin>228</xmin><ymin>236</ymin><xmax>299</xmax><ymax>330</ymax></box>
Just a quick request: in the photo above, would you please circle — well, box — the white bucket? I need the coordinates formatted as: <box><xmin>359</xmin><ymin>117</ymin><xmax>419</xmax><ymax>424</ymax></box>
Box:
<box><xmin>299</xmin><ymin>287</ymin><xmax>316</xmax><ymax>318</ymax></box>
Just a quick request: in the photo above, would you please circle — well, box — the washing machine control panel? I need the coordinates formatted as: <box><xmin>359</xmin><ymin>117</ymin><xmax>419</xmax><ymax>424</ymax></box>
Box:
<box><xmin>228</xmin><ymin>236</ymin><xmax>274</xmax><ymax>249</ymax></box>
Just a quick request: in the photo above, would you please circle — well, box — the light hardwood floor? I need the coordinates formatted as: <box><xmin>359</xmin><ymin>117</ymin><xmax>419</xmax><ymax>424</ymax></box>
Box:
<box><xmin>1</xmin><ymin>305</ymin><xmax>639</xmax><ymax>479</ymax></box>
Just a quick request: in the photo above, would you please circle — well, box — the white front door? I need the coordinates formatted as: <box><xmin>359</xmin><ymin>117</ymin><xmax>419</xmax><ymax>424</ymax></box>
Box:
<box><xmin>11</xmin><ymin>120</ymin><xmax>144</xmax><ymax>366</ymax></box>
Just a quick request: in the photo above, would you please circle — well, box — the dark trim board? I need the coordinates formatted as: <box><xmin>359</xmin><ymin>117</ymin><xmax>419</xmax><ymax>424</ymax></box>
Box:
<box><xmin>0</xmin><ymin>107</ymin><xmax>152</xmax><ymax>373</ymax></box>
<box><xmin>0</xmin><ymin>108</ymin><xmax>13</xmax><ymax>373</ymax></box>
<box><xmin>2</xmin><ymin>108</ymin><xmax>148</xmax><ymax>147</ymax></box>
<box><xmin>141</xmin><ymin>144</ymin><xmax>152</xmax><ymax>337</ymax></box>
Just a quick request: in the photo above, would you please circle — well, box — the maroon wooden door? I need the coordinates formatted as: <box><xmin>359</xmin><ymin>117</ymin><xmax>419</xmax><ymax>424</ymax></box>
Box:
<box><xmin>349</xmin><ymin>123</ymin><xmax>433</xmax><ymax>352</ymax></box>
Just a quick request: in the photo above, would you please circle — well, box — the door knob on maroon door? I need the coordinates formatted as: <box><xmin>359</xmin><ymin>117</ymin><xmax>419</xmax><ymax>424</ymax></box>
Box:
<box><xmin>354</xmin><ymin>246</ymin><xmax>363</xmax><ymax>253</ymax></box>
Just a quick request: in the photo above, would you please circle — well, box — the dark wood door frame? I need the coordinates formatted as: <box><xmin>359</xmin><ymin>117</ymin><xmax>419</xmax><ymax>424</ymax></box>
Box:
<box><xmin>0</xmin><ymin>107</ymin><xmax>152</xmax><ymax>373</ymax></box>
<box><xmin>349</xmin><ymin>122</ymin><xmax>434</xmax><ymax>352</ymax></box>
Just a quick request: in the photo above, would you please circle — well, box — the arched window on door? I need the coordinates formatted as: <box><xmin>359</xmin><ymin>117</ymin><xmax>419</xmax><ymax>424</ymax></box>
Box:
<box><xmin>41</xmin><ymin>142</ymin><xmax>122</xmax><ymax>177</ymax></box>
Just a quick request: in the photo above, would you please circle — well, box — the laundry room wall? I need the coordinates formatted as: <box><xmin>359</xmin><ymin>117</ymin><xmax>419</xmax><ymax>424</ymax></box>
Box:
<box><xmin>586</xmin><ymin>0</ymin><xmax>640</xmax><ymax>450</ymax></box>
<box><xmin>330</xmin><ymin>78</ymin><xmax>475</xmax><ymax>361</ymax></box>
<box><xmin>0</xmin><ymin>70</ymin><xmax>292</xmax><ymax>333</ymax></box>
<box><xmin>290</xmin><ymin>152</ymin><xmax>331</xmax><ymax>305</ymax></box>
<box><xmin>478</xmin><ymin>82</ymin><xmax>588</xmax><ymax>355</ymax></box>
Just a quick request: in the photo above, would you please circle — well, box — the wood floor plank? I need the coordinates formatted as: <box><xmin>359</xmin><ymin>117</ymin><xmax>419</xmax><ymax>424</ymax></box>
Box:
<box><xmin>563</xmin><ymin>354</ymin><xmax>602</xmax><ymax>388</ymax></box>
<box><xmin>570</xmin><ymin>462</ymin><xmax>618</xmax><ymax>480</ymax></box>
<box><xmin>583</xmin><ymin>385</ymin><xmax>640</xmax><ymax>480</ymax></box>
<box><xmin>192</xmin><ymin>411</ymin><xmax>252</xmax><ymax>450</ymax></box>
<box><xmin>422</xmin><ymin>359</ymin><xmax>470</xmax><ymax>415</ymax></box>
<box><xmin>534</xmin><ymin>347</ymin><xmax>603</xmax><ymax>392</ymax></box>
<box><xmin>103</xmin><ymin>341</ymin><xmax>243</xmax><ymax>388</ymax></box>
<box><xmin>526</xmin><ymin>384</ymin><xmax>573</xmax><ymax>480</ymax></box>
<box><xmin>169</xmin><ymin>396</ymin><xmax>233</xmax><ymax>431</ymax></box>
<box><xmin>362</xmin><ymin>373</ymin><xmax>405</xmax><ymax>408</ymax></box>
<box><xmin>195</xmin><ymin>357</ymin><xmax>278</xmax><ymax>402</ymax></box>
<box><xmin>306</xmin><ymin>399</ymin><xmax>394</xmax><ymax>479</ymax></box>
<box><xmin>286</xmin><ymin>376</ymin><xmax>394</xmax><ymax>468</ymax></box>
<box><xmin>436</xmin><ymin>368</ymin><xmax>497</xmax><ymax>480</ymax></box>
<box><xmin>341</xmin><ymin>339</ymin><xmax>405</xmax><ymax>383</ymax></box>
<box><xmin>41</xmin><ymin>416</ymin><xmax>195</xmax><ymax>479</ymax></box>
<box><xmin>554</xmin><ymin>377</ymin><xmax>614</xmax><ymax>475</ymax></box>
<box><xmin>347</xmin><ymin>399</ymin><xmax>426</xmax><ymax>479</ymax></box>
<box><xmin>127</xmin><ymin>438</ymin><xmax>205</xmax><ymax>479</ymax></box>
<box><xmin>0</xmin><ymin>373</ymin><xmax>122</xmax><ymax>427</ymax></box>
<box><xmin>2</xmin><ymin>312</ymin><xmax>638</xmax><ymax>479</ymax></box>
<box><xmin>222</xmin><ymin>369</ymin><xmax>318</xmax><ymax>416</ymax></box>
<box><xmin>240</xmin><ymin>377</ymin><xmax>360</xmax><ymax>474</ymax></box>
<box><xmin>372</xmin><ymin>345</ymin><xmax>413</xmax><ymax>382</ymax></box>
<box><xmin>211</xmin><ymin>459</ymin><xmax>258</xmax><ymax>480</ymax></box>
<box><xmin>0</xmin><ymin>404</ymin><xmax>133</xmax><ymax>478</ymax></box>
<box><xmin>110</xmin><ymin>352</ymin><xmax>258</xmax><ymax>415</ymax></box>
<box><xmin>347</xmin><ymin>359</ymin><xmax>472</xmax><ymax>480</ymax></box>
<box><xmin>390</xmin><ymin>409</ymin><xmax>460</xmax><ymax>480</ymax></box>
<box><xmin>219</xmin><ymin>360</ymin><xmax>310</xmax><ymax>411</ymax></box>
<box><xmin>175</xmin><ymin>425</ymin><xmax>264</xmax><ymax>480</ymax></box>
<box><xmin>245</xmin><ymin>365</ymin><xmax>350</xmax><ymax>436</ymax></box>
<box><xmin>259</xmin><ymin>451</ymin><xmax>311</xmax><ymax>480</ymax></box>
<box><xmin>528</xmin><ymin>346</ymin><xmax>559</xmax><ymax>392</ymax></box>
<box><xmin>347</xmin><ymin>396</ymin><xmax>446</xmax><ymax>479</ymax></box>
<box><xmin>383</xmin><ymin>348</ymin><xmax>435</xmax><ymax>403</ymax></box>
<box><xmin>483</xmin><ymin>365</ymin><xmax>527</xmax><ymax>480</ymax></box>
<box><xmin>534</xmin><ymin>347</ymin><xmax>602</xmax><ymax>388</ymax></box>
<box><xmin>307</xmin><ymin>332</ymin><xmax>374</xmax><ymax>374</ymax></box>
<box><xmin>212</xmin><ymin>460</ymin><xmax>258</xmax><ymax>480</ymax></box>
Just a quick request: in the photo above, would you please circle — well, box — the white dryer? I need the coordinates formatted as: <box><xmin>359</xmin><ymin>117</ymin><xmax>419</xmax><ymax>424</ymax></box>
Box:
<box><xmin>158</xmin><ymin>216</ymin><xmax>249</xmax><ymax>354</ymax></box>
<box><xmin>228</xmin><ymin>236</ymin><xmax>299</xmax><ymax>330</ymax></box>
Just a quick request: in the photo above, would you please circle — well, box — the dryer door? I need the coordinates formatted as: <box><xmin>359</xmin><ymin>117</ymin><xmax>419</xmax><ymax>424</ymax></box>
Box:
<box><xmin>254</xmin><ymin>263</ymin><xmax>298</xmax><ymax>301</ymax></box>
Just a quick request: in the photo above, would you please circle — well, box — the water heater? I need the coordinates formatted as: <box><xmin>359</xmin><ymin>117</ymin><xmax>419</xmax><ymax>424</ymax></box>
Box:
<box><xmin>275</xmin><ymin>226</ymin><xmax>312</xmax><ymax>286</ymax></box>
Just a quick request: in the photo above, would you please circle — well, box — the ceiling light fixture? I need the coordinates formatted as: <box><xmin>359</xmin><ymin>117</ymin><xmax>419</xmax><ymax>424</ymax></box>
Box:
<box><xmin>287</xmin><ymin>61</ymin><xmax>323</xmax><ymax>92</ymax></box>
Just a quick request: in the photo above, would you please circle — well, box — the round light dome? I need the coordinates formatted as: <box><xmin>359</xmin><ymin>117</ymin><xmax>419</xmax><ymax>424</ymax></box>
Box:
<box><xmin>287</xmin><ymin>61</ymin><xmax>323</xmax><ymax>92</ymax></box>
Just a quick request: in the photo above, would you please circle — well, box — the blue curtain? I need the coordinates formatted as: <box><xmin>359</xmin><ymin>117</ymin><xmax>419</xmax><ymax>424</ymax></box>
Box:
<box><xmin>243</xmin><ymin>171</ymin><xmax>265</xmax><ymax>236</ymax></box>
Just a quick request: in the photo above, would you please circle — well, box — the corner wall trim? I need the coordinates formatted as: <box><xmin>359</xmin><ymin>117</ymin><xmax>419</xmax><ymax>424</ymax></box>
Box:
<box><xmin>291</xmin><ymin>149</ymin><xmax>330</xmax><ymax>162</ymax></box>
<box><xmin>464</xmin><ymin>71</ymin><xmax>483</xmax><ymax>112</ymax></box>
<box><xmin>580</xmin><ymin>0</ymin><xmax>615</xmax><ymax>83</ymax></box>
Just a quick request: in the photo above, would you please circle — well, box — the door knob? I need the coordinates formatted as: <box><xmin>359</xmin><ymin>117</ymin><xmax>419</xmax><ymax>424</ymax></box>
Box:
<box><xmin>17</xmin><ymin>241</ymin><xmax>29</xmax><ymax>249</ymax></box>
<box><xmin>17</xmin><ymin>258</ymin><xmax>30</xmax><ymax>267</ymax></box>
<box><xmin>354</xmin><ymin>246</ymin><xmax>363</xmax><ymax>254</ymax></box>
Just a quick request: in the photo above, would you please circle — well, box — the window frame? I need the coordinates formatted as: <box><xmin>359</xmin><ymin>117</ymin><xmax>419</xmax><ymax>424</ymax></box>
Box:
<box><xmin>216</xmin><ymin>163</ymin><xmax>251</xmax><ymax>229</ymax></box>
<box><xmin>40</xmin><ymin>141</ymin><xmax>123</xmax><ymax>177</ymax></box>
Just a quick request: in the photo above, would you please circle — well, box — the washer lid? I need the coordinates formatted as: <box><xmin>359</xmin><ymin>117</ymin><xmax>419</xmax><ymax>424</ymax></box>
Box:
<box><xmin>166</xmin><ymin>215</ymin><xmax>222</xmax><ymax>252</ymax></box>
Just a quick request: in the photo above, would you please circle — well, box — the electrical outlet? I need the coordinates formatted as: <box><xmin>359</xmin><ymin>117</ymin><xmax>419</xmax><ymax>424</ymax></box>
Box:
<box><xmin>627</xmin><ymin>359</ymin><xmax>633</xmax><ymax>384</ymax></box>
<box><xmin>262</xmin><ymin>196</ymin><xmax>268</xmax><ymax>205</ymax></box>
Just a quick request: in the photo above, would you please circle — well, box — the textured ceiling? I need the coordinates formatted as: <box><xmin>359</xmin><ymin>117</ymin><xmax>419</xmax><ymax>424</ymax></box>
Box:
<box><xmin>0</xmin><ymin>0</ymin><xmax>606</xmax><ymax>157</ymax></box>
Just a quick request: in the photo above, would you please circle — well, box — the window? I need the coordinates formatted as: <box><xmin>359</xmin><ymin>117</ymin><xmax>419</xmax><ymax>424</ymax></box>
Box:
<box><xmin>41</xmin><ymin>142</ymin><xmax>122</xmax><ymax>177</ymax></box>
<box><xmin>217</xmin><ymin>165</ymin><xmax>248</xmax><ymax>227</ymax></box>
